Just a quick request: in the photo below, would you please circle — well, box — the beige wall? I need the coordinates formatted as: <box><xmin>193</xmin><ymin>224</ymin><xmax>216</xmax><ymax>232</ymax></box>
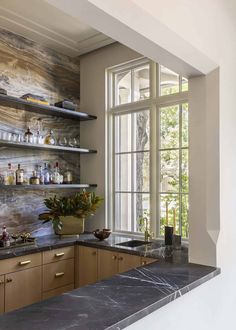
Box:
<box><xmin>79</xmin><ymin>43</ymin><xmax>141</xmax><ymax>231</ymax></box>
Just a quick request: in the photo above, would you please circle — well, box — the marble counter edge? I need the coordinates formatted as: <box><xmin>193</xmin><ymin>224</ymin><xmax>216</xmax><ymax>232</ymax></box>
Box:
<box><xmin>106</xmin><ymin>267</ymin><xmax>221</xmax><ymax>330</ymax></box>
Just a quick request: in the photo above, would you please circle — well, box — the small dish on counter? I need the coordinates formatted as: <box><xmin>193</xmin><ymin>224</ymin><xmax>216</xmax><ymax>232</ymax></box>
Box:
<box><xmin>93</xmin><ymin>229</ymin><xmax>112</xmax><ymax>241</ymax></box>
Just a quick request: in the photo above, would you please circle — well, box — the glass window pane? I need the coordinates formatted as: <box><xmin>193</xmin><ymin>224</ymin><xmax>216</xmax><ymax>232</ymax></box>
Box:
<box><xmin>115</xmin><ymin>154</ymin><xmax>132</xmax><ymax>191</ymax></box>
<box><xmin>160</xmin><ymin>105</ymin><xmax>179</xmax><ymax>149</ymax></box>
<box><xmin>181</xmin><ymin>149</ymin><xmax>189</xmax><ymax>193</ymax></box>
<box><xmin>181</xmin><ymin>194</ymin><xmax>189</xmax><ymax>238</ymax></box>
<box><xmin>160</xmin><ymin>150</ymin><xmax>179</xmax><ymax>192</ymax></box>
<box><xmin>133</xmin><ymin>152</ymin><xmax>150</xmax><ymax>192</ymax></box>
<box><xmin>115</xmin><ymin>193</ymin><xmax>132</xmax><ymax>231</ymax></box>
<box><xmin>115</xmin><ymin>71</ymin><xmax>131</xmax><ymax>106</ymax></box>
<box><xmin>182</xmin><ymin>77</ymin><xmax>189</xmax><ymax>92</ymax></box>
<box><xmin>182</xmin><ymin>103</ymin><xmax>189</xmax><ymax>147</ymax></box>
<box><xmin>134</xmin><ymin>65</ymin><xmax>150</xmax><ymax>101</ymax></box>
<box><xmin>115</xmin><ymin>110</ymin><xmax>150</xmax><ymax>153</ymax></box>
<box><xmin>134</xmin><ymin>194</ymin><xmax>150</xmax><ymax>232</ymax></box>
<box><xmin>160</xmin><ymin>65</ymin><xmax>179</xmax><ymax>96</ymax></box>
<box><xmin>160</xmin><ymin>194</ymin><xmax>179</xmax><ymax>235</ymax></box>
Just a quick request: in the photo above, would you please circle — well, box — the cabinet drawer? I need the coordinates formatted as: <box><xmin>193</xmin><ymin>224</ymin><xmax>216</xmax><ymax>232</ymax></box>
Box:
<box><xmin>42</xmin><ymin>284</ymin><xmax>74</xmax><ymax>300</ymax></box>
<box><xmin>0</xmin><ymin>253</ymin><xmax>42</xmax><ymax>275</ymax></box>
<box><xmin>43</xmin><ymin>259</ymin><xmax>74</xmax><ymax>292</ymax></box>
<box><xmin>43</xmin><ymin>246</ymin><xmax>74</xmax><ymax>264</ymax></box>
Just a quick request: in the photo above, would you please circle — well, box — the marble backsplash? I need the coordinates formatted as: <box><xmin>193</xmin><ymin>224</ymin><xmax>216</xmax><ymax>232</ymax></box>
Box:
<box><xmin>0</xmin><ymin>28</ymin><xmax>80</xmax><ymax>236</ymax></box>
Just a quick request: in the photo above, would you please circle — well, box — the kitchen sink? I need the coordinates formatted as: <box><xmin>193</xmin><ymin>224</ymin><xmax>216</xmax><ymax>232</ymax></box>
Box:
<box><xmin>116</xmin><ymin>240</ymin><xmax>151</xmax><ymax>248</ymax></box>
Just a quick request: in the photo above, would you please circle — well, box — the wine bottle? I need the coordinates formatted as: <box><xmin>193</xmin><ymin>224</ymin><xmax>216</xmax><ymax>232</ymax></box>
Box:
<box><xmin>16</xmin><ymin>164</ymin><xmax>24</xmax><ymax>185</ymax></box>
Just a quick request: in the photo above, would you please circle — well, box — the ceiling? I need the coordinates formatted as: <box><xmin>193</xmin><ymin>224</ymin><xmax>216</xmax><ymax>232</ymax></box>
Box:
<box><xmin>0</xmin><ymin>0</ymin><xmax>114</xmax><ymax>57</ymax></box>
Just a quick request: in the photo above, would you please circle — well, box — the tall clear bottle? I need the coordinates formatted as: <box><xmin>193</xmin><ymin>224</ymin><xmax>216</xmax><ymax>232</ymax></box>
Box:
<box><xmin>52</xmin><ymin>162</ymin><xmax>63</xmax><ymax>184</ymax></box>
<box><xmin>43</xmin><ymin>163</ymin><xmax>50</xmax><ymax>185</ymax></box>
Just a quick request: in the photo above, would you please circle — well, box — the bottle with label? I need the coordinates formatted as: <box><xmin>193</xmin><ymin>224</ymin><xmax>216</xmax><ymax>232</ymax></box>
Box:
<box><xmin>52</xmin><ymin>162</ymin><xmax>63</xmax><ymax>184</ymax></box>
<box><xmin>63</xmin><ymin>168</ymin><xmax>73</xmax><ymax>184</ymax></box>
<box><xmin>43</xmin><ymin>163</ymin><xmax>50</xmax><ymax>184</ymax></box>
<box><xmin>1</xmin><ymin>225</ymin><xmax>10</xmax><ymax>247</ymax></box>
<box><xmin>24</xmin><ymin>127</ymin><xmax>34</xmax><ymax>143</ymax></box>
<box><xmin>4</xmin><ymin>163</ymin><xmax>15</xmax><ymax>185</ymax></box>
<box><xmin>37</xmin><ymin>165</ymin><xmax>44</xmax><ymax>184</ymax></box>
<box><xmin>44</xmin><ymin>130</ymin><xmax>56</xmax><ymax>145</ymax></box>
<box><xmin>29</xmin><ymin>171</ymin><xmax>40</xmax><ymax>185</ymax></box>
<box><xmin>16</xmin><ymin>164</ymin><xmax>24</xmax><ymax>185</ymax></box>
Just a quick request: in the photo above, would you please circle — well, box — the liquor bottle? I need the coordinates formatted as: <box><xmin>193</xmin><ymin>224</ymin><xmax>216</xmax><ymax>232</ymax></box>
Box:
<box><xmin>52</xmin><ymin>162</ymin><xmax>63</xmax><ymax>184</ymax></box>
<box><xmin>4</xmin><ymin>163</ymin><xmax>15</xmax><ymax>185</ymax></box>
<box><xmin>24</xmin><ymin>127</ymin><xmax>34</xmax><ymax>143</ymax></box>
<box><xmin>63</xmin><ymin>168</ymin><xmax>73</xmax><ymax>184</ymax></box>
<box><xmin>44</xmin><ymin>130</ymin><xmax>56</xmax><ymax>145</ymax></box>
<box><xmin>37</xmin><ymin>165</ymin><xmax>44</xmax><ymax>184</ymax></box>
<box><xmin>1</xmin><ymin>225</ymin><xmax>10</xmax><ymax>247</ymax></box>
<box><xmin>29</xmin><ymin>171</ymin><xmax>40</xmax><ymax>185</ymax></box>
<box><xmin>16</xmin><ymin>164</ymin><xmax>24</xmax><ymax>185</ymax></box>
<box><xmin>43</xmin><ymin>163</ymin><xmax>50</xmax><ymax>184</ymax></box>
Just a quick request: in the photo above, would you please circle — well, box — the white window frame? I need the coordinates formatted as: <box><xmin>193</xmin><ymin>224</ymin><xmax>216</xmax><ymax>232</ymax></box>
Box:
<box><xmin>106</xmin><ymin>57</ymin><xmax>188</xmax><ymax>239</ymax></box>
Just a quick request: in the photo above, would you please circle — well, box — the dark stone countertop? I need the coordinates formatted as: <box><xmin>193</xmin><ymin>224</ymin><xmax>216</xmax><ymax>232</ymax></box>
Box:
<box><xmin>0</xmin><ymin>234</ymin><xmax>220</xmax><ymax>330</ymax></box>
<box><xmin>0</xmin><ymin>233</ymin><xmax>188</xmax><ymax>263</ymax></box>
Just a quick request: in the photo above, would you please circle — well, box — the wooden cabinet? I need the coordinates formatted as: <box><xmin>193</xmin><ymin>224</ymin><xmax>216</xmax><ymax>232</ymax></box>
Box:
<box><xmin>98</xmin><ymin>249</ymin><xmax>119</xmax><ymax>281</ymax></box>
<box><xmin>77</xmin><ymin>246</ymin><xmax>98</xmax><ymax>287</ymax></box>
<box><xmin>117</xmin><ymin>253</ymin><xmax>141</xmax><ymax>273</ymax></box>
<box><xmin>141</xmin><ymin>257</ymin><xmax>157</xmax><ymax>266</ymax></box>
<box><xmin>43</xmin><ymin>246</ymin><xmax>74</xmax><ymax>264</ymax></box>
<box><xmin>0</xmin><ymin>253</ymin><xmax>42</xmax><ymax>276</ymax></box>
<box><xmin>0</xmin><ymin>275</ymin><xmax>4</xmax><ymax>314</ymax></box>
<box><xmin>5</xmin><ymin>266</ymin><xmax>42</xmax><ymax>313</ymax></box>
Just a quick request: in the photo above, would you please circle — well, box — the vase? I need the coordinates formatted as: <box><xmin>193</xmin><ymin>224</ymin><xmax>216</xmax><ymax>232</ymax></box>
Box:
<box><xmin>55</xmin><ymin>216</ymin><xmax>85</xmax><ymax>236</ymax></box>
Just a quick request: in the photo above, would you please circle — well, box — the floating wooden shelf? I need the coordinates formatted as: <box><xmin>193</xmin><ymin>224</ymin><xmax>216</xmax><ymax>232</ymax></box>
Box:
<box><xmin>0</xmin><ymin>184</ymin><xmax>97</xmax><ymax>190</ymax></box>
<box><xmin>0</xmin><ymin>94</ymin><xmax>97</xmax><ymax>121</ymax></box>
<box><xmin>0</xmin><ymin>140</ymin><xmax>97</xmax><ymax>154</ymax></box>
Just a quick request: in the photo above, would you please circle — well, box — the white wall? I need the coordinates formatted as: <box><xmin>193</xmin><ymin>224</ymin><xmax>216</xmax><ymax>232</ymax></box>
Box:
<box><xmin>79</xmin><ymin>43</ymin><xmax>141</xmax><ymax>231</ymax></box>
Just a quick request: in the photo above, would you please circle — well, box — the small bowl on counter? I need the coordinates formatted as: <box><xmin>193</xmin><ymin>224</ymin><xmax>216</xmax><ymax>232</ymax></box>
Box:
<box><xmin>93</xmin><ymin>229</ymin><xmax>112</xmax><ymax>241</ymax></box>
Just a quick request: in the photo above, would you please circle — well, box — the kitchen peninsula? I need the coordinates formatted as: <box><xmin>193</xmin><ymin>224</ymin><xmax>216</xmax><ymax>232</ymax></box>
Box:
<box><xmin>0</xmin><ymin>234</ymin><xmax>219</xmax><ymax>330</ymax></box>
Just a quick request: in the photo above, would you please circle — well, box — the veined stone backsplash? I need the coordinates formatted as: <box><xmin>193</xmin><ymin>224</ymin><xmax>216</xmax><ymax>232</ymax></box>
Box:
<box><xmin>0</xmin><ymin>28</ymin><xmax>80</xmax><ymax>236</ymax></box>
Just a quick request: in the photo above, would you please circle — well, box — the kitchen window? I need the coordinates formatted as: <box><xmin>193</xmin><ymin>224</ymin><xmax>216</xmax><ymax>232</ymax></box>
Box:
<box><xmin>106</xmin><ymin>58</ymin><xmax>189</xmax><ymax>238</ymax></box>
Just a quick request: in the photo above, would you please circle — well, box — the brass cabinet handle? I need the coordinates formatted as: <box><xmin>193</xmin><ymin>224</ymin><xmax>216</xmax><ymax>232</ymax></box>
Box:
<box><xmin>92</xmin><ymin>251</ymin><xmax>97</xmax><ymax>256</ymax></box>
<box><xmin>55</xmin><ymin>272</ymin><xmax>65</xmax><ymax>278</ymax></box>
<box><xmin>118</xmin><ymin>256</ymin><xmax>123</xmax><ymax>261</ymax></box>
<box><xmin>0</xmin><ymin>280</ymin><xmax>4</xmax><ymax>285</ymax></box>
<box><xmin>112</xmin><ymin>255</ymin><xmax>117</xmax><ymax>260</ymax></box>
<box><xmin>142</xmin><ymin>261</ymin><xmax>147</xmax><ymax>266</ymax></box>
<box><xmin>19</xmin><ymin>260</ymin><xmax>31</xmax><ymax>266</ymax></box>
<box><xmin>6</xmin><ymin>278</ymin><xmax>12</xmax><ymax>283</ymax></box>
<box><xmin>55</xmin><ymin>252</ymin><xmax>65</xmax><ymax>257</ymax></box>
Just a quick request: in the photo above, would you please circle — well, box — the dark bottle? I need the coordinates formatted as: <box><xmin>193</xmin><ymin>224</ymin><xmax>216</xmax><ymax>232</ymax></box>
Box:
<box><xmin>16</xmin><ymin>164</ymin><xmax>24</xmax><ymax>185</ymax></box>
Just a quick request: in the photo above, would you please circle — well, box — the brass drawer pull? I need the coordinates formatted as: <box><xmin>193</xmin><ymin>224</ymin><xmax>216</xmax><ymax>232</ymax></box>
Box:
<box><xmin>55</xmin><ymin>272</ymin><xmax>65</xmax><ymax>278</ymax></box>
<box><xmin>112</xmin><ymin>255</ymin><xmax>117</xmax><ymax>260</ymax></box>
<box><xmin>0</xmin><ymin>280</ymin><xmax>4</xmax><ymax>285</ymax></box>
<box><xmin>19</xmin><ymin>260</ymin><xmax>31</xmax><ymax>266</ymax></box>
<box><xmin>6</xmin><ymin>278</ymin><xmax>12</xmax><ymax>283</ymax></box>
<box><xmin>142</xmin><ymin>261</ymin><xmax>147</xmax><ymax>266</ymax></box>
<box><xmin>55</xmin><ymin>252</ymin><xmax>65</xmax><ymax>257</ymax></box>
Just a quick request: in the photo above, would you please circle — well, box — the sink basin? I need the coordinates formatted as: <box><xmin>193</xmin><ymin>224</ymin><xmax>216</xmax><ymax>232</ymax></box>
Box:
<box><xmin>116</xmin><ymin>240</ymin><xmax>151</xmax><ymax>248</ymax></box>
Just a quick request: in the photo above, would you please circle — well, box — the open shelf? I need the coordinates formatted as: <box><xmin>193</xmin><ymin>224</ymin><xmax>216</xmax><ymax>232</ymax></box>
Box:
<box><xmin>0</xmin><ymin>184</ymin><xmax>97</xmax><ymax>190</ymax></box>
<box><xmin>0</xmin><ymin>94</ymin><xmax>97</xmax><ymax>121</ymax></box>
<box><xmin>0</xmin><ymin>140</ymin><xmax>97</xmax><ymax>154</ymax></box>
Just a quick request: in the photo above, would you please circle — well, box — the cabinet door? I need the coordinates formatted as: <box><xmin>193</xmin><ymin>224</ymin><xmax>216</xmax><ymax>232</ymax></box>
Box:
<box><xmin>78</xmin><ymin>246</ymin><xmax>98</xmax><ymax>287</ymax></box>
<box><xmin>118</xmin><ymin>253</ymin><xmax>141</xmax><ymax>273</ymax></box>
<box><xmin>0</xmin><ymin>275</ymin><xmax>4</xmax><ymax>314</ymax></box>
<box><xmin>5</xmin><ymin>266</ymin><xmax>42</xmax><ymax>313</ymax></box>
<box><xmin>98</xmin><ymin>249</ymin><xmax>118</xmax><ymax>281</ymax></box>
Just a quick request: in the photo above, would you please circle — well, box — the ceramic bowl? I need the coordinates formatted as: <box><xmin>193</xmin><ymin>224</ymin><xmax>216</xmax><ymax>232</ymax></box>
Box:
<box><xmin>93</xmin><ymin>228</ymin><xmax>112</xmax><ymax>241</ymax></box>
